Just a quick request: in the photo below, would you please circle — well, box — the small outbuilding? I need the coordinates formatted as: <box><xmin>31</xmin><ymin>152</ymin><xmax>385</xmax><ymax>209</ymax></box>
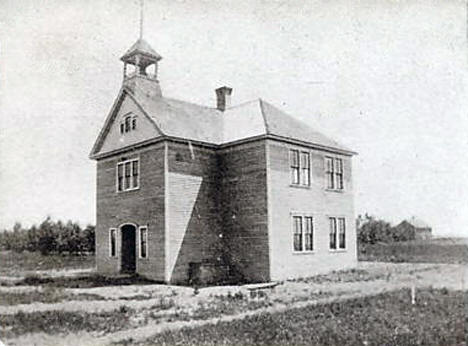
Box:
<box><xmin>395</xmin><ymin>217</ymin><xmax>432</xmax><ymax>241</ymax></box>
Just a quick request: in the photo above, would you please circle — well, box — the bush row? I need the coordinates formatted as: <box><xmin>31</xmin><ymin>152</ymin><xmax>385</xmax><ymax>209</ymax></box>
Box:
<box><xmin>0</xmin><ymin>217</ymin><xmax>95</xmax><ymax>255</ymax></box>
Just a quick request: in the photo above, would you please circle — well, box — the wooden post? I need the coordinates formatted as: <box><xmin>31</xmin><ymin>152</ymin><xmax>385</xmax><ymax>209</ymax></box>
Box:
<box><xmin>411</xmin><ymin>285</ymin><xmax>416</xmax><ymax>305</ymax></box>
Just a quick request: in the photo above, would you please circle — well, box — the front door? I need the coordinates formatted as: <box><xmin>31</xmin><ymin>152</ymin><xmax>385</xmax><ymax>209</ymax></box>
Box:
<box><xmin>121</xmin><ymin>224</ymin><xmax>136</xmax><ymax>273</ymax></box>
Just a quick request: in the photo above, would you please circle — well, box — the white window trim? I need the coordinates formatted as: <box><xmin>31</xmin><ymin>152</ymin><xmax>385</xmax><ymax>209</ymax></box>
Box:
<box><xmin>289</xmin><ymin>148</ymin><xmax>312</xmax><ymax>187</ymax></box>
<box><xmin>116</xmin><ymin>157</ymin><xmax>140</xmax><ymax>193</ymax></box>
<box><xmin>138</xmin><ymin>225</ymin><xmax>149</xmax><ymax>259</ymax></box>
<box><xmin>109</xmin><ymin>228</ymin><xmax>117</xmax><ymax>257</ymax></box>
<box><xmin>325</xmin><ymin>156</ymin><xmax>345</xmax><ymax>191</ymax></box>
<box><xmin>291</xmin><ymin>213</ymin><xmax>315</xmax><ymax>254</ymax></box>
<box><xmin>328</xmin><ymin>216</ymin><xmax>347</xmax><ymax>252</ymax></box>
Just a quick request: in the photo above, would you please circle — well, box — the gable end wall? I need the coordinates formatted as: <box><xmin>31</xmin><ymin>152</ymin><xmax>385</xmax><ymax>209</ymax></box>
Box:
<box><xmin>95</xmin><ymin>143</ymin><xmax>166</xmax><ymax>281</ymax></box>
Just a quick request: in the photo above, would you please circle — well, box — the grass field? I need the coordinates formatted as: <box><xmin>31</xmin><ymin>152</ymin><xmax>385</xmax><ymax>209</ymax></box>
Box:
<box><xmin>0</xmin><ymin>251</ymin><xmax>94</xmax><ymax>276</ymax></box>
<box><xmin>123</xmin><ymin>288</ymin><xmax>466</xmax><ymax>346</ymax></box>
<box><xmin>0</xmin><ymin>247</ymin><xmax>466</xmax><ymax>345</ymax></box>
<box><xmin>358</xmin><ymin>238</ymin><xmax>468</xmax><ymax>264</ymax></box>
<box><xmin>0</xmin><ymin>262</ymin><xmax>464</xmax><ymax>345</ymax></box>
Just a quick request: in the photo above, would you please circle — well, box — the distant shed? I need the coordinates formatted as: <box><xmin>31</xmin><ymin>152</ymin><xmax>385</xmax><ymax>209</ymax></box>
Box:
<box><xmin>395</xmin><ymin>217</ymin><xmax>432</xmax><ymax>241</ymax></box>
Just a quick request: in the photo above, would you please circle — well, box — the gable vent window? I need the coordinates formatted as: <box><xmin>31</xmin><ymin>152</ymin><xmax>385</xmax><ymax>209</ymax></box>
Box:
<box><xmin>117</xmin><ymin>158</ymin><xmax>139</xmax><ymax>192</ymax></box>
<box><xmin>120</xmin><ymin>114</ymin><xmax>137</xmax><ymax>134</ymax></box>
<box><xmin>290</xmin><ymin>149</ymin><xmax>310</xmax><ymax>186</ymax></box>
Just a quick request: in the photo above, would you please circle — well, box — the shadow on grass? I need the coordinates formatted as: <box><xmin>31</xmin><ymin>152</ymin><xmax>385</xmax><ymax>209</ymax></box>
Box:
<box><xmin>16</xmin><ymin>274</ymin><xmax>160</xmax><ymax>288</ymax></box>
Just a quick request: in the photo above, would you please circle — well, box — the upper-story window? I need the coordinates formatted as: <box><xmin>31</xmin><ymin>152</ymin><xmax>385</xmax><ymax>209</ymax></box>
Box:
<box><xmin>325</xmin><ymin>157</ymin><xmax>344</xmax><ymax>190</ymax></box>
<box><xmin>120</xmin><ymin>114</ymin><xmax>137</xmax><ymax>134</ymax></box>
<box><xmin>290</xmin><ymin>149</ymin><xmax>310</xmax><ymax>186</ymax></box>
<box><xmin>117</xmin><ymin>158</ymin><xmax>139</xmax><ymax>192</ymax></box>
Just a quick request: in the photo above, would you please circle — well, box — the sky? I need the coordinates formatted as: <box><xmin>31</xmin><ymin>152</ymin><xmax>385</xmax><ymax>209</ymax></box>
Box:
<box><xmin>0</xmin><ymin>0</ymin><xmax>467</xmax><ymax>237</ymax></box>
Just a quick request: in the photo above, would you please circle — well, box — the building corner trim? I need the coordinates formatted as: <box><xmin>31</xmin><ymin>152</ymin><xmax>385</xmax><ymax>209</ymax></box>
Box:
<box><xmin>164</xmin><ymin>141</ymin><xmax>170</xmax><ymax>283</ymax></box>
<box><xmin>265</xmin><ymin>139</ymin><xmax>273</xmax><ymax>281</ymax></box>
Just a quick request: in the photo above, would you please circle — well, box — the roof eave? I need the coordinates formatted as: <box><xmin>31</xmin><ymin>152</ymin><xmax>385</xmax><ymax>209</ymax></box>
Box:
<box><xmin>120</xmin><ymin>51</ymin><xmax>162</xmax><ymax>63</ymax></box>
<box><xmin>265</xmin><ymin>134</ymin><xmax>357</xmax><ymax>156</ymax></box>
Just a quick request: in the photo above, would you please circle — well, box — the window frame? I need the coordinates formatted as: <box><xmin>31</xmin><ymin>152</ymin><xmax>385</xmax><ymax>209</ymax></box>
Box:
<box><xmin>138</xmin><ymin>226</ymin><xmax>148</xmax><ymax>259</ymax></box>
<box><xmin>304</xmin><ymin>216</ymin><xmax>314</xmax><ymax>251</ymax></box>
<box><xmin>300</xmin><ymin>152</ymin><xmax>311</xmax><ymax>186</ymax></box>
<box><xmin>289</xmin><ymin>149</ymin><xmax>311</xmax><ymax>187</ymax></box>
<box><xmin>325</xmin><ymin>156</ymin><xmax>345</xmax><ymax>191</ymax></box>
<box><xmin>119</xmin><ymin>113</ymin><xmax>137</xmax><ymax>134</ymax></box>
<box><xmin>291</xmin><ymin>213</ymin><xmax>315</xmax><ymax>253</ymax></box>
<box><xmin>116</xmin><ymin>158</ymin><xmax>140</xmax><ymax>193</ymax></box>
<box><xmin>329</xmin><ymin>216</ymin><xmax>347</xmax><ymax>251</ymax></box>
<box><xmin>338</xmin><ymin>217</ymin><xmax>346</xmax><ymax>249</ymax></box>
<box><xmin>290</xmin><ymin>149</ymin><xmax>300</xmax><ymax>185</ymax></box>
<box><xmin>109</xmin><ymin>228</ymin><xmax>117</xmax><ymax>257</ymax></box>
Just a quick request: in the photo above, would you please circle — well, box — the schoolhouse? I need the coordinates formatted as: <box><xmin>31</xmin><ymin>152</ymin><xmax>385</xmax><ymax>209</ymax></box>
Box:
<box><xmin>90</xmin><ymin>38</ymin><xmax>358</xmax><ymax>284</ymax></box>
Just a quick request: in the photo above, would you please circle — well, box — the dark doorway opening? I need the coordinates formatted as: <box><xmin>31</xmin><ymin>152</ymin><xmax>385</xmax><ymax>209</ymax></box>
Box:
<box><xmin>121</xmin><ymin>224</ymin><xmax>136</xmax><ymax>273</ymax></box>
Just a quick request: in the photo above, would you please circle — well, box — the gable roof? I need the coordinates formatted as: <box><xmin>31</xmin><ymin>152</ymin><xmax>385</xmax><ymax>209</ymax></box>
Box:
<box><xmin>90</xmin><ymin>84</ymin><xmax>356</xmax><ymax>158</ymax></box>
<box><xmin>406</xmin><ymin>217</ymin><xmax>431</xmax><ymax>229</ymax></box>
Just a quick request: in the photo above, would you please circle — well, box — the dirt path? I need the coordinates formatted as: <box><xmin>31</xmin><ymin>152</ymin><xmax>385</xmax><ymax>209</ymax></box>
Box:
<box><xmin>2</xmin><ymin>262</ymin><xmax>466</xmax><ymax>346</ymax></box>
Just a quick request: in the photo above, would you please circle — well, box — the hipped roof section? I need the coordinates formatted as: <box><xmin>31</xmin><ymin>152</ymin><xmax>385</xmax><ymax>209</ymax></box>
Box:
<box><xmin>90</xmin><ymin>85</ymin><xmax>355</xmax><ymax>158</ymax></box>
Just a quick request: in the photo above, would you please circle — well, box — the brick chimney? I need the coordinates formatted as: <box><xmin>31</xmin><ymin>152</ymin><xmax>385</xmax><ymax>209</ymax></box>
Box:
<box><xmin>215</xmin><ymin>86</ymin><xmax>232</xmax><ymax>111</ymax></box>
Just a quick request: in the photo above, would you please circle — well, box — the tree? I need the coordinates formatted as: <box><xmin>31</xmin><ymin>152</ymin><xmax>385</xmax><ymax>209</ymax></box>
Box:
<box><xmin>357</xmin><ymin>214</ymin><xmax>393</xmax><ymax>244</ymax></box>
<box><xmin>0</xmin><ymin>217</ymin><xmax>95</xmax><ymax>255</ymax></box>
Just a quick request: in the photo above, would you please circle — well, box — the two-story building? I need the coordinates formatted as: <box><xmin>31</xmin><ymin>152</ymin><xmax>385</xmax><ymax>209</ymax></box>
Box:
<box><xmin>90</xmin><ymin>38</ymin><xmax>358</xmax><ymax>284</ymax></box>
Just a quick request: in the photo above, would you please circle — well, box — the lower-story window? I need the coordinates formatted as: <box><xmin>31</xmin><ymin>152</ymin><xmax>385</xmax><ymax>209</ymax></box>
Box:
<box><xmin>109</xmin><ymin>228</ymin><xmax>117</xmax><ymax>257</ymax></box>
<box><xmin>329</xmin><ymin>217</ymin><xmax>346</xmax><ymax>250</ymax></box>
<box><xmin>139</xmin><ymin>226</ymin><xmax>148</xmax><ymax>259</ymax></box>
<box><xmin>293</xmin><ymin>215</ymin><xmax>314</xmax><ymax>252</ymax></box>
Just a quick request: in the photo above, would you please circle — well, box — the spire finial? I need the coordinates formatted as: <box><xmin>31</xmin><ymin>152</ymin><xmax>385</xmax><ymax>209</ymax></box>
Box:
<box><xmin>139</xmin><ymin>0</ymin><xmax>144</xmax><ymax>39</ymax></box>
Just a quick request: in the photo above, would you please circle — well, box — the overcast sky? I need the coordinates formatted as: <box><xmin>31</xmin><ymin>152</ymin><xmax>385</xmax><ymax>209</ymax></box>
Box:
<box><xmin>0</xmin><ymin>0</ymin><xmax>467</xmax><ymax>236</ymax></box>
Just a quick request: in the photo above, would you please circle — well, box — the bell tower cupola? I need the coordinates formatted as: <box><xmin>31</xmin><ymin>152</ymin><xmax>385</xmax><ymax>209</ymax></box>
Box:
<box><xmin>121</xmin><ymin>39</ymin><xmax>163</xmax><ymax>97</ymax></box>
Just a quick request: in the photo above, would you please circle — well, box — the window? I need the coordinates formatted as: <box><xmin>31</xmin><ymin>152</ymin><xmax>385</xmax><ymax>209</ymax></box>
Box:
<box><xmin>120</xmin><ymin>114</ymin><xmax>137</xmax><ymax>134</ymax></box>
<box><xmin>329</xmin><ymin>217</ymin><xmax>346</xmax><ymax>250</ymax></box>
<box><xmin>325</xmin><ymin>157</ymin><xmax>334</xmax><ymax>189</ymax></box>
<box><xmin>124</xmin><ymin>116</ymin><xmax>131</xmax><ymax>132</ymax></box>
<box><xmin>293</xmin><ymin>216</ymin><xmax>302</xmax><ymax>251</ymax></box>
<box><xmin>139</xmin><ymin>226</ymin><xmax>148</xmax><ymax>258</ymax></box>
<box><xmin>293</xmin><ymin>215</ymin><xmax>314</xmax><ymax>252</ymax></box>
<box><xmin>109</xmin><ymin>229</ymin><xmax>117</xmax><ymax>257</ymax></box>
<box><xmin>290</xmin><ymin>150</ymin><xmax>300</xmax><ymax>185</ymax></box>
<box><xmin>290</xmin><ymin>149</ymin><xmax>310</xmax><ymax>186</ymax></box>
<box><xmin>117</xmin><ymin>158</ymin><xmax>139</xmax><ymax>192</ymax></box>
<box><xmin>338</xmin><ymin>218</ymin><xmax>346</xmax><ymax>249</ymax></box>
<box><xmin>325</xmin><ymin>157</ymin><xmax>344</xmax><ymax>190</ymax></box>
<box><xmin>132</xmin><ymin>160</ymin><xmax>139</xmax><ymax>188</ymax></box>
<box><xmin>300</xmin><ymin>152</ymin><xmax>310</xmax><ymax>186</ymax></box>
<box><xmin>117</xmin><ymin>164</ymin><xmax>124</xmax><ymax>191</ymax></box>
<box><xmin>335</xmin><ymin>159</ymin><xmax>343</xmax><ymax>190</ymax></box>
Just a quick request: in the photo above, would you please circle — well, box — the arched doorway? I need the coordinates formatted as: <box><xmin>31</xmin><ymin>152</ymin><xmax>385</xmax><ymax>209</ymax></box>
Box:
<box><xmin>120</xmin><ymin>224</ymin><xmax>136</xmax><ymax>273</ymax></box>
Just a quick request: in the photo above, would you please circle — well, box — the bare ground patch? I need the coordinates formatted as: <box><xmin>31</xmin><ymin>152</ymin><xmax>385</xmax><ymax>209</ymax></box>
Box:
<box><xmin>0</xmin><ymin>262</ymin><xmax>465</xmax><ymax>346</ymax></box>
